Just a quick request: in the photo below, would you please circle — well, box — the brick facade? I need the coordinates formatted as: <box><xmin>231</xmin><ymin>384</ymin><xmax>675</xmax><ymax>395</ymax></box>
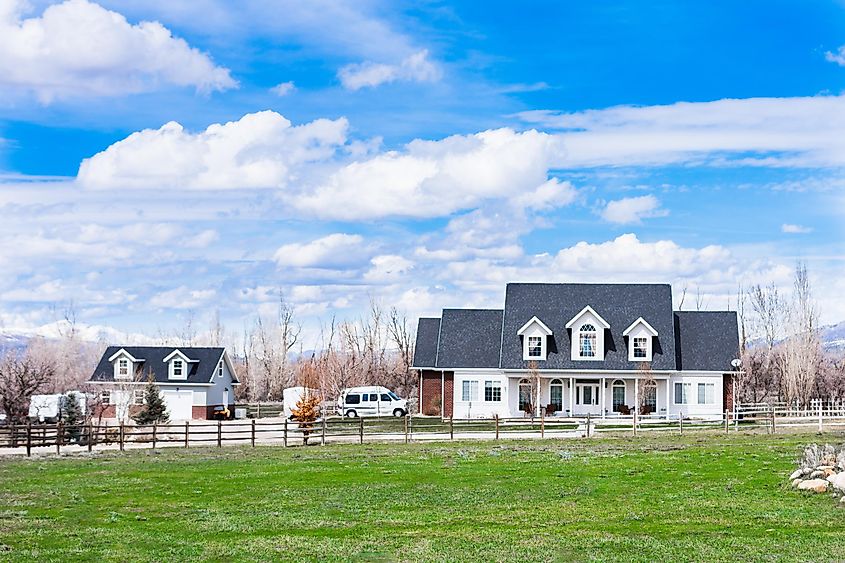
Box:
<box><xmin>419</xmin><ymin>370</ymin><xmax>454</xmax><ymax>418</ymax></box>
<box><xmin>443</xmin><ymin>372</ymin><xmax>454</xmax><ymax>418</ymax></box>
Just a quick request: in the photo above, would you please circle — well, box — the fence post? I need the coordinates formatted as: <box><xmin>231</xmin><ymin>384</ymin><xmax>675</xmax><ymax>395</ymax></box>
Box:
<box><xmin>359</xmin><ymin>416</ymin><xmax>364</xmax><ymax>444</ymax></box>
<box><xmin>495</xmin><ymin>415</ymin><xmax>499</xmax><ymax>440</ymax></box>
<box><xmin>724</xmin><ymin>410</ymin><xmax>729</xmax><ymax>434</ymax></box>
<box><xmin>10</xmin><ymin>422</ymin><xmax>16</xmax><ymax>449</ymax></box>
<box><xmin>321</xmin><ymin>417</ymin><xmax>326</xmax><ymax>446</ymax></box>
<box><xmin>771</xmin><ymin>406</ymin><xmax>776</xmax><ymax>434</ymax></box>
<box><xmin>87</xmin><ymin>421</ymin><xmax>93</xmax><ymax>452</ymax></box>
<box><xmin>633</xmin><ymin>410</ymin><xmax>638</xmax><ymax>437</ymax></box>
<box><xmin>404</xmin><ymin>415</ymin><xmax>409</xmax><ymax>444</ymax></box>
<box><xmin>217</xmin><ymin>420</ymin><xmax>222</xmax><ymax>447</ymax></box>
<box><xmin>251</xmin><ymin>419</ymin><xmax>256</xmax><ymax>447</ymax></box>
<box><xmin>256</xmin><ymin>403</ymin><xmax>260</xmax><ymax>418</ymax></box>
<box><xmin>283</xmin><ymin>418</ymin><xmax>288</xmax><ymax>447</ymax></box>
<box><xmin>151</xmin><ymin>423</ymin><xmax>156</xmax><ymax>449</ymax></box>
<box><xmin>818</xmin><ymin>400</ymin><xmax>823</xmax><ymax>433</ymax></box>
<box><xmin>26</xmin><ymin>422</ymin><xmax>31</xmax><ymax>457</ymax></box>
<box><xmin>586</xmin><ymin>413</ymin><xmax>591</xmax><ymax>438</ymax></box>
<box><xmin>678</xmin><ymin>413</ymin><xmax>683</xmax><ymax>435</ymax></box>
<box><xmin>56</xmin><ymin>421</ymin><xmax>63</xmax><ymax>454</ymax></box>
<box><xmin>541</xmin><ymin>410</ymin><xmax>545</xmax><ymax>439</ymax></box>
<box><xmin>450</xmin><ymin>417</ymin><xmax>454</xmax><ymax>441</ymax></box>
<box><xmin>408</xmin><ymin>415</ymin><xmax>413</xmax><ymax>442</ymax></box>
<box><xmin>119</xmin><ymin>422</ymin><xmax>124</xmax><ymax>451</ymax></box>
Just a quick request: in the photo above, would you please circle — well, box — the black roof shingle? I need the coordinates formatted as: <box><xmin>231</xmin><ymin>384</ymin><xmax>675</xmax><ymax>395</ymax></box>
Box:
<box><xmin>90</xmin><ymin>346</ymin><xmax>230</xmax><ymax>384</ymax></box>
<box><xmin>412</xmin><ymin>318</ymin><xmax>441</xmax><ymax>368</ymax></box>
<box><xmin>674</xmin><ymin>311</ymin><xmax>740</xmax><ymax>371</ymax></box>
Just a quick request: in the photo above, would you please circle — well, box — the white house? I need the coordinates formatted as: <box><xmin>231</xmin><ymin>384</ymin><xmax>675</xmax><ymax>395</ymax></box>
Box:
<box><xmin>89</xmin><ymin>346</ymin><xmax>239</xmax><ymax>420</ymax></box>
<box><xmin>414</xmin><ymin>283</ymin><xmax>739</xmax><ymax>420</ymax></box>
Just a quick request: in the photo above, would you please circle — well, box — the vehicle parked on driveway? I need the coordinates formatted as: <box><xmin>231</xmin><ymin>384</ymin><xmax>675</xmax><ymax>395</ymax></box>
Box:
<box><xmin>337</xmin><ymin>386</ymin><xmax>407</xmax><ymax>418</ymax></box>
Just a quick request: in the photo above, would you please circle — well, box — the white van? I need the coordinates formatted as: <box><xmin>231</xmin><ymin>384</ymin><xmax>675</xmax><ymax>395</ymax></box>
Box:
<box><xmin>337</xmin><ymin>386</ymin><xmax>407</xmax><ymax>418</ymax></box>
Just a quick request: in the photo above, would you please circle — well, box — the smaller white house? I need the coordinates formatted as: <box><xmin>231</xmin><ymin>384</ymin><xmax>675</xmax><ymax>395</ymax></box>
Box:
<box><xmin>89</xmin><ymin>346</ymin><xmax>239</xmax><ymax>420</ymax></box>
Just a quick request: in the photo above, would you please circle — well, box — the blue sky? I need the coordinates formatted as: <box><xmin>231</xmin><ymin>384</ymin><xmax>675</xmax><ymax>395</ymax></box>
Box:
<box><xmin>1</xmin><ymin>0</ymin><xmax>844</xmax><ymax>344</ymax></box>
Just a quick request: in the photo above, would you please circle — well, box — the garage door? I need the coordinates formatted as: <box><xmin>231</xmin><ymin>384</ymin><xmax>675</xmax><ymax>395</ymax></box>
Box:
<box><xmin>162</xmin><ymin>390</ymin><xmax>193</xmax><ymax>420</ymax></box>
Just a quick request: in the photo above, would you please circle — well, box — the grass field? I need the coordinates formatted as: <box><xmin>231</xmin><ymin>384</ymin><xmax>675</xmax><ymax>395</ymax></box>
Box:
<box><xmin>0</xmin><ymin>433</ymin><xmax>843</xmax><ymax>562</ymax></box>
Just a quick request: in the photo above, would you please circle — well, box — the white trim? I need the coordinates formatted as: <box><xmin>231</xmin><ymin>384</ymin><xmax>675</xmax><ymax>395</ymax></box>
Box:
<box><xmin>565</xmin><ymin>306</ymin><xmax>610</xmax><ymax>330</ymax></box>
<box><xmin>108</xmin><ymin>348</ymin><xmax>143</xmax><ymax>363</ymax></box>
<box><xmin>622</xmin><ymin>317</ymin><xmax>658</xmax><ymax>336</ymax></box>
<box><xmin>88</xmin><ymin>380</ymin><xmax>217</xmax><ymax>387</ymax></box>
<box><xmin>517</xmin><ymin>316</ymin><xmax>553</xmax><ymax>336</ymax></box>
<box><xmin>162</xmin><ymin>349</ymin><xmax>200</xmax><ymax>363</ymax></box>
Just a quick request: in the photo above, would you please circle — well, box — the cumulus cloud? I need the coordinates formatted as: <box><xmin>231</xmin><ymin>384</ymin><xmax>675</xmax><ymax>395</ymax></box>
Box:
<box><xmin>0</xmin><ymin>0</ymin><xmax>236</xmax><ymax>102</ymax></box>
<box><xmin>149</xmin><ymin>286</ymin><xmax>216</xmax><ymax>309</ymax></box>
<box><xmin>274</xmin><ymin>233</ymin><xmax>368</xmax><ymax>269</ymax></box>
<box><xmin>781</xmin><ymin>223</ymin><xmax>813</xmax><ymax>234</ymax></box>
<box><xmin>270</xmin><ymin>81</ymin><xmax>296</xmax><ymax>96</ymax></box>
<box><xmin>77</xmin><ymin>111</ymin><xmax>348</xmax><ymax>190</ymax></box>
<box><xmin>600</xmin><ymin>195</ymin><xmax>668</xmax><ymax>224</ymax></box>
<box><xmin>363</xmin><ymin>254</ymin><xmax>414</xmax><ymax>282</ymax></box>
<box><xmin>296</xmin><ymin>128</ymin><xmax>564</xmax><ymax>219</ymax></box>
<box><xmin>825</xmin><ymin>46</ymin><xmax>845</xmax><ymax>66</ymax></box>
<box><xmin>338</xmin><ymin>49</ymin><xmax>441</xmax><ymax>90</ymax></box>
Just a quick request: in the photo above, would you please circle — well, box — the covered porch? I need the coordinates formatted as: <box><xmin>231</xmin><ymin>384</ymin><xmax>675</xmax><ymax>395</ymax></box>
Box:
<box><xmin>511</xmin><ymin>375</ymin><xmax>670</xmax><ymax>419</ymax></box>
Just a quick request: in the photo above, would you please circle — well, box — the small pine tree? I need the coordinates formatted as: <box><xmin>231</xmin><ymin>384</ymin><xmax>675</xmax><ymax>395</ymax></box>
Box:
<box><xmin>62</xmin><ymin>392</ymin><xmax>83</xmax><ymax>442</ymax></box>
<box><xmin>291</xmin><ymin>392</ymin><xmax>321</xmax><ymax>445</ymax></box>
<box><xmin>133</xmin><ymin>375</ymin><xmax>170</xmax><ymax>425</ymax></box>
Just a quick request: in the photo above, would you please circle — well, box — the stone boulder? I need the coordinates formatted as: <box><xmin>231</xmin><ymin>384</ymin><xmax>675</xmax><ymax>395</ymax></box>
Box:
<box><xmin>829</xmin><ymin>472</ymin><xmax>845</xmax><ymax>492</ymax></box>
<box><xmin>789</xmin><ymin>469</ymin><xmax>804</xmax><ymax>481</ymax></box>
<box><xmin>797</xmin><ymin>479</ymin><xmax>829</xmax><ymax>493</ymax></box>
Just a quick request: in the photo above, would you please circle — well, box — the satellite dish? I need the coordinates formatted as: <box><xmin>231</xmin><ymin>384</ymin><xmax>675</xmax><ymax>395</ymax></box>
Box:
<box><xmin>730</xmin><ymin>358</ymin><xmax>742</xmax><ymax>368</ymax></box>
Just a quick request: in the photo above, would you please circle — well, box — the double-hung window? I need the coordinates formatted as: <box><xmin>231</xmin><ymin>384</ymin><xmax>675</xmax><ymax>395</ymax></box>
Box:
<box><xmin>674</xmin><ymin>382</ymin><xmax>692</xmax><ymax>405</ymax></box>
<box><xmin>133</xmin><ymin>389</ymin><xmax>145</xmax><ymax>405</ymax></box>
<box><xmin>461</xmin><ymin>380</ymin><xmax>479</xmax><ymax>402</ymax></box>
<box><xmin>698</xmin><ymin>383</ymin><xmax>715</xmax><ymax>404</ymax></box>
<box><xmin>527</xmin><ymin>336</ymin><xmax>542</xmax><ymax>358</ymax></box>
<box><xmin>173</xmin><ymin>360</ymin><xmax>183</xmax><ymax>378</ymax></box>
<box><xmin>633</xmin><ymin>337</ymin><xmax>648</xmax><ymax>359</ymax></box>
<box><xmin>484</xmin><ymin>380</ymin><xmax>502</xmax><ymax>402</ymax></box>
<box><xmin>118</xmin><ymin>358</ymin><xmax>129</xmax><ymax>377</ymax></box>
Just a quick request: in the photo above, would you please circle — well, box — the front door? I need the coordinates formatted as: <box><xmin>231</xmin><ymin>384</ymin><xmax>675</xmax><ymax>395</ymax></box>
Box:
<box><xmin>573</xmin><ymin>383</ymin><xmax>600</xmax><ymax>415</ymax></box>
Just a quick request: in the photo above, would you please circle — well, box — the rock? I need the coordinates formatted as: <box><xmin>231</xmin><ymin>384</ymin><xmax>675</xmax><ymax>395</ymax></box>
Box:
<box><xmin>817</xmin><ymin>465</ymin><xmax>834</xmax><ymax>471</ymax></box>
<box><xmin>809</xmin><ymin>470</ymin><xmax>824</xmax><ymax>479</ymax></box>
<box><xmin>797</xmin><ymin>479</ymin><xmax>829</xmax><ymax>493</ymax></box>
<box><xmin>792</xmin><ymin>478</ymin><xmax>803</xmax><ymax>488</ymax></box>
<box><xmin>829</xmin><ymin>472</ymin><xmax>845</xmax><ymax>492</ymax></box>
<box><xmin>802</xmin><ymin>467</ymin><xmax>813</xmax><ymax>476</ymax></box>
<box><xmin>841</xmin><ymin>496</ymin><xmax>845</xmax><ymax>505</ymax></box>
<box><xmin>789</xmin><ymin>469</ymin><xmax>804</xmax><ymax>481</ymax></box>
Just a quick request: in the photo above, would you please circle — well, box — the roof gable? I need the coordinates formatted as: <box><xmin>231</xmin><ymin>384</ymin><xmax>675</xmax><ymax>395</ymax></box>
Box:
<box><xmin>517</xmin><ymin>316</ymin><xmax>553</xmax><ymax>336</ymax></box>
<box><xmin>565</xmin><ymin>305</ymin><xmax>611</xmax><ymax>330</ymax></box>
<box><xmin>623</xmin><ymin>317</ymin><xmax>659</xmax><ymax>336</ymax></box>
<box><xmin>91</xmin><ymin>346</ymin><xmax>228</xmax><ymax>385</ymax></box>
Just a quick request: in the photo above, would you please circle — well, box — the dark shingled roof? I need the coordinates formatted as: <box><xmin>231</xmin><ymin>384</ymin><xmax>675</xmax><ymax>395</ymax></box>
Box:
<box><xmin>674</xmin><ymin>311</ymin><xmax>739</xmax><ymax>371</ymax></box>
<box><xmin>412</xmin><ymin>318</ymin><xmax>441</xmax><ymax>368</ymax></box>
<box><xmin>90</xmin><ymin>346</ymin><xmax>229</xmax><ymax>385</ymax></box>
<box><xmin>435</xmin><ymin>309</ymin><xmax>503</xmax><ymax>369</ymax></box>
<box><xmin>500</xmin><ymin>283</ymin><xmax>678</xmax><ymax>370</ymax></box>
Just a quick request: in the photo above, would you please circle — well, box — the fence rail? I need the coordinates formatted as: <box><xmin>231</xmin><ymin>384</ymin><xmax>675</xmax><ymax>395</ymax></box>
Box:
<box><xmin>2</xmin><ymin>405</ymin><xmax>844</xmax><ymax>456</ymax></box>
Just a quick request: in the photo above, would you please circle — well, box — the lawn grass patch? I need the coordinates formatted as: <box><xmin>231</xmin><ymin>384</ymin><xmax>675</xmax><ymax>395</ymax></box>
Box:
<box><xmin>0</xmin><ymin>432</ymin><xmax>843</xmax><ymax>562</ymax></box>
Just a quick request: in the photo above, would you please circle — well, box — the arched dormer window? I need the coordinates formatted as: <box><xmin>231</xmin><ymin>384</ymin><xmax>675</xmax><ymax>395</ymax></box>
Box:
<box><xmin>579</xmin><ymin>324</ymin><xmax>597</xmax><ymax>357</ymax></box>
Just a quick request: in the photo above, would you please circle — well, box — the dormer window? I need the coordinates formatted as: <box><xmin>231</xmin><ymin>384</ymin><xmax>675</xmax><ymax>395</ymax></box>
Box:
<box><xmin>566</xmin><ymin>306</ymin><xmax>609</xmax><ymax>361</ymax></box>
<box><xmin>517</xmin><ymin>316</ymin><xmax>553</xmax><ymax>361</ymax></box>
<box><xmin>163</xmin><ymin>349</ymin><xmax>196</xmax><ymax>380</ymax></box>
<box><xmin>633</xmin><ymin>337</ymin><xmax>648</xmax><ymax>359</ymax></box>
<box><xmin>623</xmin><ymin>317</ymin><xmax>658</xmax><ymax>362</ymax></box>
<box><xmin>118</xmin><ymin>358</ymin><xmax>129</xmax><ymax>376</ymax></box>
<box><xmin>173</xmin><ymin>360</ymin><xmax>183</xmax><ymax>378</ymax></box>
<box><xmin>109</xmin><ymin>348</ymin><xmax>142</xmax><ymax>380</ymax></box>
<box><xmin>578</xmin><ymin>324</ymin><xmax>597</xmax><ymax>357</ymax></box>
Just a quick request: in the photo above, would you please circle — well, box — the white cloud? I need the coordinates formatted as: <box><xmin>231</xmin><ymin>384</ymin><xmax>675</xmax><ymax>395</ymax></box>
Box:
<box><xmin>338</xmin><ymin>49</ymin><xmax>441</xmax><ymax>91</ymax></box>
<box><xmin>363</xmin><ymin>254</ymin><xmax>414</xmax><ymax>282</ymax></box>
<box><xmin>274</xmin><ymin>233</ymin><xmax>368</xmax><ymax>269</ymax></box>
<box><xmin>516</xmin><ymin>95</ymin><xmax>845</xmax><ymax>168</ymax></box>
<box><xmin>0</xmin><ymin>0</ymin><xmax>236</xmax><ymax>102</ymax></box>
<box><xmin>600</xmin><ymin>195</ymin><xmax>668</xmax><ymax>224</ymax></box>
<box><xmin>149</xmin><ymin>286</ymin><xmax>216</xmax><ymax>309</ymax></box>
<box><xmin>781</xmin><ymin>223</ymin><xmax>813</xmax><ymax>234</ymax></box>
<box><xmin>512</xmin><ymin>178</ymin><xmax>578</xmax><ymax>211</ymax></box>
<box><xmin>77</xmin><ymin>111</ymin><xmax>348</xmax><ymax>190</ymax></box>
<box><xmin>825</xmin><ymin>46</ymin><xmax>845</xmax><ymax>66</ymax></box>
<box><xmin>270</xmin><ymin>81</ymin><xmax>295</xmax><ymax>96</ymax></box>
<box><xmin>297</xmin><ymin>128</ymin><xmax>563</xmax><ymax>219</ymax></box>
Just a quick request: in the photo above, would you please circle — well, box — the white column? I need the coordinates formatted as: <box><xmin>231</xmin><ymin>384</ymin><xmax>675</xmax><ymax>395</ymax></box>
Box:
<box><xmin>634</xmin><ymin>377</ymin><xmax>639</xmax><ymax>415</ymax></box>
<box><xmin>600</xmin><ymin>377</ymin><xmax>606</xmax><ymax>419</ymax></box>
<box><xmin>569</xmin><ymin>377</ymin><xmax>575</xmax><ymax>417</ymax></box>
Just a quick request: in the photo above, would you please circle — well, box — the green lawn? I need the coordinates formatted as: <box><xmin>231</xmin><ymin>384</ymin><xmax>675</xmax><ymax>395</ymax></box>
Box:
<box><xmin>0</xmin><ymin>433</ymin><xmax>843</xmax><ymax>562</ymax></box>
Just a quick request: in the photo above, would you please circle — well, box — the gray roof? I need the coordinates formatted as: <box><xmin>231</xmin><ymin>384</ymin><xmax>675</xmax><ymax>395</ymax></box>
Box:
<box><xmin>412</xmin><ymin>283</ymin><xmax>739</xmax><ymax>373</ymax></box>
<box><xmin>412</xmin><ymin>318</ymin><xmax>441</xmax><ymax>368</ymax></box>
<box><xmin>501</xmin><ymin>283</ymin><xmax>677</xmax><ymax>370</ymax></box>
<box><xmin>90</xmin><ymin>346</ymin><xmax>231</xmax><ymax>385</ymax></box>
<box><xmin>674</xmin><ymin>312</ymin><xmax>739</xmax><ymax>371</ymax></box>
<box><xmin>435</xmin><ymin>309</ymin><xmax>503</xmax><ymax>369</ymax></box>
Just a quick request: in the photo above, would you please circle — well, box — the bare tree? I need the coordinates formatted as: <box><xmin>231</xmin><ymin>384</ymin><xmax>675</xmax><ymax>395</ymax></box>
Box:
<box><xmin>781</xmin><ymin>263</ymin><xmax>822</xmax><ymax>407</ymax></box>
<box><xmin>0</xmin><ymin>348</ymin><xmax>56</xmax><ymax>423</ymax></box>
<box><xmin>387</xmin><ymin>306</ymin><xmax>416</xmax><ymax>398</ymax></box>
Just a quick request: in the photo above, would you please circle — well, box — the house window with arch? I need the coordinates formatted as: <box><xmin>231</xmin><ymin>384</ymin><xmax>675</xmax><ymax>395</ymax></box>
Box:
<box><xmin>518</xmin><ymin>378</ymin><xmax>532</xmax><ymax>412</ymax></box>
<box><xmin>549</xmin><ymin>378</ymin><xmax>563</xmax><ymax>412</ymax></box>
<box><xmin>612</xmin><ymin>379</ymin><xmax>626</xmax><ymax>412</ymax></box>
<box><xmin>579</xmin><ymin>324</ymin><xmax>597</xmax><ymax>357</ymax></box>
